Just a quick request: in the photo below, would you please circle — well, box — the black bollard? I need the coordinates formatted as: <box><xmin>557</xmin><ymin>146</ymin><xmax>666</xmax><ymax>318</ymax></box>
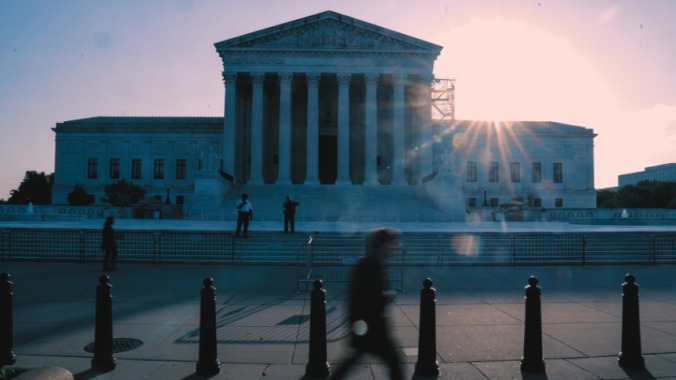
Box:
<box><xmin>521</xmin><ymin>276</ymin><xmax>545</xmax><ymax>373</ymax></box>
<box><xmin>415</xmin><ymin>278</ymin><xmax>439</xmax><ymax>376</ymax></box>
<box><xmin>0</xmin><ymin>273</ymin><xmax>16</xmax><ymax>367</ymax></box>
<box><xmin>196</xmin><ymin>277</ymin><xmax>221</xmax><ymax>375</ymax></box>
<box><xmin>306</xmin><ymin>279</ymin><xmax>330</xmax><ymax>378</ymax></box>
<box><xmin>91</xmin><ymin>275</ymin><xmax>116</xmax><ymax>372</ymax></box>
<box><xmin>618</xmin><ymin>274</ymin><xmax>645</xmax><ymax>369</ymax></box>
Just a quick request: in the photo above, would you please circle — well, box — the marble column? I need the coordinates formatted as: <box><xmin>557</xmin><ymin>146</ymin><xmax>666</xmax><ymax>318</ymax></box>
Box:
<box><xmin>305</xmin><ymin>73</ymin><xmax>320</xmax><ymax>185</ymax></box>
<box><xmin>222</xmin><ymin>72</ymin><xmax>237</xmax><ymax>180</ymax></box>
<box><xmin>277</xmin><ymin>73</ymin><xmax>292</xmax><ymax>184</ymax></box>
<box><xmin>418</xmin><ymin>75</ymin><xmax>435</xmax><ymax>183</ymax></box>
<box><xmin>248</xmin><ymin>72</ymin><xmax>265</xmax><ymax>184</ymax></box>
<box><xmin>364</xmin><ymin>73</ymin><xmax>379</xmax><ymax>185</ymax></box>
<box><xmin>336</xmin><ymin>73</ymin><xmax>351</xmax><ymax>184</ymax></box>
<box><xmin>391</xmin><ymin>74</ymin><xmax>407</xmax><ymax>185</ymax></box>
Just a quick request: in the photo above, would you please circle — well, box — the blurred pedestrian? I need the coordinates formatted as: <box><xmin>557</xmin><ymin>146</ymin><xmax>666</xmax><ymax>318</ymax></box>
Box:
<box><xmin>101</xmin><ymin>216</ymin><xmax>118</xmax><ymax>270</ymax></box>
<box><xmin>235</xmin><ymin>193</ymin><xmax>253</xmax><ymax>238</ymax></box>
<box><xmin>282</xmin><ymin>195</ymin><xmax>300</xmax><ymax>233</ymax></box>
<box><xmin>330</xmin><ymin>227</ymin><xmax>404</xmax><ymax>380</ymax></box>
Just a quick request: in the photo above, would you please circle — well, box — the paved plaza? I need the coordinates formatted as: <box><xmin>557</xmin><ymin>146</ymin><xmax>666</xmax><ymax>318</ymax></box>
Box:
<box><xmin>1</xmin><ymin>220</ymin><xmax>675</xmax><ymax>379</ymax></box>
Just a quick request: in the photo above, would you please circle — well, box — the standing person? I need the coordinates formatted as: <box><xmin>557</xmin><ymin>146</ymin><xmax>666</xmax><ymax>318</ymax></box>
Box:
<box><xmin>330</xmin><ymin>227</ymin><xmax>404</xmax><ymax>380</ymax></box>
<box><xmin>235</xmin><ymin>193</ymin><xmax>253</xmax><ymax>238</ymax></box>
<box><xmin>282</xmin><ymin>195</ymin><xmax>300</xmax><ymax>234</ymax></box>
<box><xmin>101</xmin><ymin>216</ymin><xmax>118</xmax><ymax>270</ymax></box>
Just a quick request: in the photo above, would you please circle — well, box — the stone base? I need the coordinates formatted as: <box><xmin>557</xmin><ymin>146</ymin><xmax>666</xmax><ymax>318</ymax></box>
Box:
<box><xmin>194</xmin><ymin>172</ymin><xmax>229</xmax><ymax>197</ymax></box>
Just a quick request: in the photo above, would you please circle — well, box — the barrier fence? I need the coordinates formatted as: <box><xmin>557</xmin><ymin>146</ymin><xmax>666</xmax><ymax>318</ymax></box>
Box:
<box><xmin>1</xmin><ymin>229</ymin><xmax>675</xmax><ymax>269</ymax></box>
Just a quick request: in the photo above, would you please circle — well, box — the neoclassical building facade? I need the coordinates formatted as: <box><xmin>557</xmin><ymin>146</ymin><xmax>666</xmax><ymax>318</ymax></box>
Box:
<box><xmin>51</xmin><ymin>11</ymin><xmax>597</xmax><ymax>212</ymax></box>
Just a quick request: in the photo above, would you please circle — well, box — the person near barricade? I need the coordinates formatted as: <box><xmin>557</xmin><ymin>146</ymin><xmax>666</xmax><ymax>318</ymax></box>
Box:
<box><xmin>330</xmin><ymin>227</ymin><xmax>404</xmax><ymax>380</ymax></box>
<box><xmin>101</xmin><ymin>216</ymin><xmax>118</xmax><ymax>270</ymax></box>
<box><xmin>235</xmin><ymin>193</ymin><xmax>253</xmax><ymax>238</ymax></box>
<box><xmin>282</xmin><ymin>195</ymin><xmax>300</xmax><ymax>234</ymax></box>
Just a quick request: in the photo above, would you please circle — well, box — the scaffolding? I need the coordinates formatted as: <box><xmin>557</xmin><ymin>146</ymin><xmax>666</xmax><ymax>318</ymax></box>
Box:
<box><xmin>431</xmin><ymin>78</ymin><xmax>455</xmax><ymax>121</ymax></box>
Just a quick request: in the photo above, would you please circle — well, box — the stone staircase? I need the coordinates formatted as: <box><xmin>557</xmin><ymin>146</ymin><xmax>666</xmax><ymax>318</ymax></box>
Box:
<box><xmin>186</xmin><ymin>184</ymin><xmax>466</xmax><ymax>222</ymax></box>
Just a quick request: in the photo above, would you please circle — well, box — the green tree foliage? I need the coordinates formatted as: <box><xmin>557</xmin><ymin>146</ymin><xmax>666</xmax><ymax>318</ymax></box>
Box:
<box><xmin>597</xmin><ymin>181</ymin><xmax>676</xmax><ymax>208</ymax></box>
<box><xmin>67</xmin><ymin>184</ymin><xmax>94</xmax><ymax>206</ymax></box>
<box><xmin>596</xmin><ymin>189</ymin><xmax>617</xmax><ymax>208</ymax></box>
<box><xmin>7</xmin><ymin>171</ymin><xmax>54</xmax><ymax>204</ymax></box>
<box><xmin>100</xmin><ymin>179</ymin><xmax>146</xmax><ymax>206</ymax></box>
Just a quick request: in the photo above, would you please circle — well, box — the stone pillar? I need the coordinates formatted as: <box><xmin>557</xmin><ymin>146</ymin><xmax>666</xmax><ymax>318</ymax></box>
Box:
<box><xmin>336</xmin><ymin>73</ymin><xmax>351</xmax><ymax>185</ymax></box>
<box><xmin>391</xmin><ymin>74</ymin><xmax>407</xmax><ymax>185</ymax></box>
<box><xmin>277</xmin><ymin>73</ymin><xmax>292</xmax><ymax>184</ymax></box>
<box><xmin>305</xmin><ymin>73</ymin><xmax>320</xmax><ymax>185</ymax></box>
<box><xmin>418</xmin><ymin>75</ymin><xmax>435</xmax><ymax>183</ymax></box>
<box><xmin>248</xmin><ymin>72</ymin><xmax>265</xmax><ymax>184</ymax></box>
<box><xmin>364</xmin><ymin>73</ymin><xmax>379</xmax><ymax>185</ymax></box>
<box><xmin>222</xmin><ymin>72</ymin><xmax>237</xmax><ymax>181</ymax></box>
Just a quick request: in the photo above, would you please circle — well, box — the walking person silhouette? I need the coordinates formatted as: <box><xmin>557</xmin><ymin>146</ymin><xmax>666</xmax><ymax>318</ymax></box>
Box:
<box><xmin>330</xmin><ymin>227</ymin><xmax>404</xmax><ymax>380</ymax></box>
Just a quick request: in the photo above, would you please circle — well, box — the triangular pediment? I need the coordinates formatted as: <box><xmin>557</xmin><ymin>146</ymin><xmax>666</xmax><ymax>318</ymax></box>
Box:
<box><xmin>215</xmin><ymin>10</ymin><xmax>441</xmax><ymax>54</ymax></box>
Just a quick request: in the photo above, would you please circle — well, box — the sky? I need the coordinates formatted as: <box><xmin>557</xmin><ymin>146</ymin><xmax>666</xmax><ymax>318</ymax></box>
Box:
<box><xmin>1</xmin><ymin>0</ymin><xmax>674</xmax><ymax>199</ymax></box>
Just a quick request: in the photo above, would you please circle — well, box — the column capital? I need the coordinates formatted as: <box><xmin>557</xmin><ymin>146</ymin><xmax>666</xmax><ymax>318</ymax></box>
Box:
<box><xmin>364</xmin><ymin>73</ymin><xmax>379</xmax><ymax>86</ymax></box>
<box><xmin>279</xmin><ymin>72</ymin><xmax>293</xmax><ymax>83</ymax></box>
<box><xmin>306</xmin><ymin>72</ymin><xmax>321</xmax><ymax>85</ymax></box>
<box><xmin>392</xmin><ymin>74</ymin><xmax>407</xmax><ymax>86</ymax></box>
<box><xmin>222</xmin><ymin>72</ymin><xmax>237</xmax><ymax>85</ymax></box>
<box><xmin>337</xmin><ymin>72</ymin><xmax>351</xmax><ymax>85</ymax></box>
<box><xmin>250</xmin><ymin>72</ymin><xmax>265</xmax><ymax>84</ymax></box>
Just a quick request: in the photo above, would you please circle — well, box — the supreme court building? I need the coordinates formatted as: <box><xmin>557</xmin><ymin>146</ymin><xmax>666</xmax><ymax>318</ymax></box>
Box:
<box><xmin>51</xmin><ymin>11</ymin><xmax>597</xmax><ymax>215</ymax></box>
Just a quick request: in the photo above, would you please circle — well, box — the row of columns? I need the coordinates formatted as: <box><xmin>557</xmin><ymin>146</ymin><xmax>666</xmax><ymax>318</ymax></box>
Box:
<box><xmin>222</xmin><ymin>71</ymin><xmax>422</xmax><ymax>185</ymax></box>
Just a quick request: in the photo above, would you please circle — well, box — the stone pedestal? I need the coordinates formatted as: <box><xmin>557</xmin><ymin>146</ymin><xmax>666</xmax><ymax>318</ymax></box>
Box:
<box><xmin>194</xmin><ymin>172</ymin><xmax>228</xmax><ymax>197</ymax></box>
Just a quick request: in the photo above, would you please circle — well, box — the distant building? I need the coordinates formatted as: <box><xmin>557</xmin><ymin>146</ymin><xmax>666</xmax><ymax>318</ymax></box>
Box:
<box><xmin>50</xmin><ymin>10</ymin><xmax>597</xmax><ymax>215</ymax></box>
<box><xmin>618</xmin><ymin>163</ymin><xmax>676</xmax><ymax>188</ymax></box>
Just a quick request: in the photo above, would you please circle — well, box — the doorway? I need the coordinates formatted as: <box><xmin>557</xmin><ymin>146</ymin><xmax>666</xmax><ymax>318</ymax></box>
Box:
<box><xmin>318</xmin><ymin>135</ymin><xmax>337</xmax><ymax>184</ymax></box>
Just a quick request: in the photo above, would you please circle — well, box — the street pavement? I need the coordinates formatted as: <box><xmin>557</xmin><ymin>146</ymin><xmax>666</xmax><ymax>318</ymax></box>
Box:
<box><xmin>0</xmin><ymin>220</ymin><xmax>676</xmax><ymax>379</ymax></box>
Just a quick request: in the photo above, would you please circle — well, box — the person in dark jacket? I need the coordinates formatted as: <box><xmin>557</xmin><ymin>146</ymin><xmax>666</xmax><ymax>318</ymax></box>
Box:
<box><xmin>330</xmin><ymin>227</ymin><xmax>404</xmax><ymax>380</ymax></box>
<box><xmin>101</xmin><ymin>216</ymin><xmax>118</xmax><ymax>270</ymax></box>
<box><xmin>282</xmin><ymin>195</ymin><xmax>300</xmax><ymax>233</ymax></box>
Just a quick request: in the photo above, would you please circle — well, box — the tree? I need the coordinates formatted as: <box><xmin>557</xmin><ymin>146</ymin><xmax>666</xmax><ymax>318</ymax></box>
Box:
<box><xmin>67</xmin><ymin>184</ymin><xmax>94</xmax><ymax>206</ymax></box>
<box><xmin>596</xmin><ymin>189</ymin><xmax>617</xmax><ymax>208</ymax></box>
<box><xmin>100</xmin><ymin>179</ymin><xmax>146</xmax><ymax>206</ymax></box>
<box><xmin>597</xmin><ymin>181</ymin><xmax>676</xmax><ymax>209</ymax></box>
<box><xmin>7</xmin><ymin>171</ymin><xmax>54</xmax><ymax>204</ymax></box>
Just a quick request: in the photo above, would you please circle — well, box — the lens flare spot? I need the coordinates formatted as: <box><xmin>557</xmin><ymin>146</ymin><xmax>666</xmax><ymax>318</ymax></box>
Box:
<box><xmin>352</xmin><ymin>320</ymin><xmax>368</xmax><ymax>336</ymax></box>
<box><xmin>452</xmin><ymin>234</ymin><xmax>480</xmax><ymax>256</ymax></box>
<box><xmin>557</xmin><ymin>267</ymin><xmax>573</xmax><ymax>280</ymax></box>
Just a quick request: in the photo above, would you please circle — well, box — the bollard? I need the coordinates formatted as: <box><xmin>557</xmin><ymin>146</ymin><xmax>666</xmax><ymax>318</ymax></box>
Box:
<box><xmin>196</xmin><ymin>277</ymin><xmax>220</xmax><ymax>375</ymax></box>
<box><xmin>0</xmin><ymin>273</ymin><xmax>16</xmax><ymax>367</ymax></box>
<box><xmin>306</xmin><ymin>279</ymin><xmax>330</xmax><ymax>377</ymax></box>
<box><xmin>521</xmin><ymin>276</ymin><xmax>545</xmax><ymax>373</ymax></box>
<box><xmin>91</xmin><ymin>275</ymin><xmax>116</xmax><ymax>372</ymax></box>
<box><xmin>415</xmin><ymin>278</ymin><xmax>439</xmax><ymax>376</ymax></box>
<box><xmin>618</xmin><ymin>274</ymin><xmax>645</xmax><ymax>369</ymax></box>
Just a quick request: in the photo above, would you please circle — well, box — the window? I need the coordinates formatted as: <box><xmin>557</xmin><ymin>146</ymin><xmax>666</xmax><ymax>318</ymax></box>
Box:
<box><xmin>131</xmin><ymin>159</ymin><xmax>142</xmax><ymax>179</ymax></box>
<box><xmin>533</xmin><ymin>198</ymin><xmax>542</xmax><ymax>208</ymax></box>
<box><xmin>87</xmin><ymin>158</ymin><xmax>98</xmax><ymax>179</ymax></box>
<box><xmin>176</xmin><ymin>195</ymin><xmax>185</xmax><ymax>205</ymax></box>
<box><xmin>468</xmin><ymin>198</ymin><xmax>477</xmax><ymax>207</ymax></box>
<box><xmin>466</xmin><ymin>162</ymin><xmax>477</xmax><ymax>182</ymax></box>
<box><xmin>555</xmin><ymin>198</ymin><xmax>563</xmax><ymax>208</ymax></box>
<box><xmin>510</xmin><ymin>162</ymin><xmax>520</xmax><ymax>183</ymax></box>
<box><xmin>176</xmin><ymin>159</ymin><xmax>187</xmax><ymax>180</ymax></box>
<box><xmin>488</xmin><ymin>162</ymin><xmax>499</xmax><ymax>182</ymax></box>
<box><xmin>553</xmin><ymin>163</ymin><xmax>563</xmax><ymax>183</ymax></box>
<box><xmin>154</xmin><ymin>159</ymin><xmax>164</xmax><ymax>179</ymax></box>
<box><xmin>532</xmin><ymin>162</ymin><xmax>542</xmax><ymax>183</ymax></box>
<box><xmin>109</xmin><ymin>159</ymin><xmax>120</xmax><ymax>179</ymax></box>
<box><xmin>490</xmin><ymin>198</ymin><xmax>499</xmax><ymax>208</ymax></box>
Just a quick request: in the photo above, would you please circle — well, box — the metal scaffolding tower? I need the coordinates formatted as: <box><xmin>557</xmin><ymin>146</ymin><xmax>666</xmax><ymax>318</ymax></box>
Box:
<box><xmin>431</xmin><ymin>78</ymin><xmax>455</xmax><ymax>121</ymax></box>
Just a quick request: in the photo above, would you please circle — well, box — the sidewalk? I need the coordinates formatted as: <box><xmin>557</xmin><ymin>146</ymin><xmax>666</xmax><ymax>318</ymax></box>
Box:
<box><xmin>2</xmin><ymin>261</ymin><xmax>676</xmax><ymax>379</ymax></box>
